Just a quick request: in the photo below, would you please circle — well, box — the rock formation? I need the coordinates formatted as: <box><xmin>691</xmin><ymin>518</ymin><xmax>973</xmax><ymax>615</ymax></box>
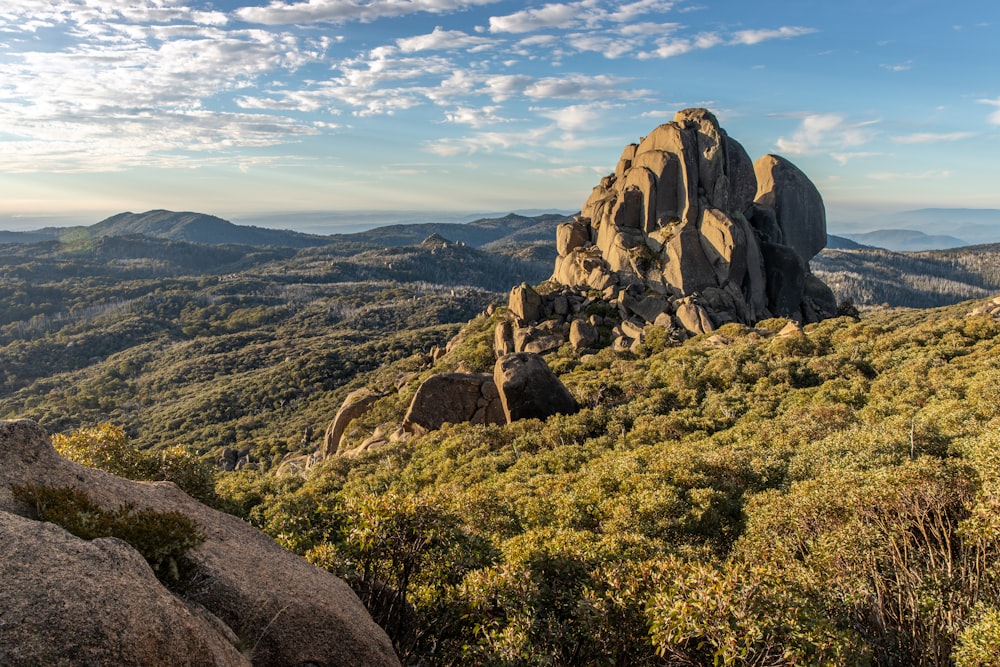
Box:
<box><xmin>402</xmin><ymin>373</ymin><xmax>505</xmax><ymax>435</ymax></box>
<box><xmin>324</xmin><ymin>388</ymin><xmax>383</xmax><ymax>456</ymax></box>
<box><xmin>502</xmin><ymin>108</ymin><xmax>838</xmax><ymax>355</ymax></box>
<box><xmin>969</xmin><ymin>295</ymin><xmax>1000</xmax><ymax>319</ymax></box>
<box><xmin>0</xmin><ymin>419</ymin><xmax>400</xmax><ymax>667</ymax></box>
<box><xmin>494</xmin><ymin>353</ymin><xmax>578</xmax><ymax>423</ymax></box>
<box><xmin>397</xmin><ymin>355</ymin><xmax>577</xmax><ymax>436</ymax></box>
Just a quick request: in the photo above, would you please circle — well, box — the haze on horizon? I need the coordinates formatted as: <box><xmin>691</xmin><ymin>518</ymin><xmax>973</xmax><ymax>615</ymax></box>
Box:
<box><xmin>1</xmin><ymin>0</ymin><xmax>999</xmax><ymax>232</ymax></box>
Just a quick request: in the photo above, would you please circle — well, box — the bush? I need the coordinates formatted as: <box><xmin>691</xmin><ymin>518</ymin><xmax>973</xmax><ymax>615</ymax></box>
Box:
<box><xmin>12</xmin><ymin>483</ymin><xmax>205</xmax><ymax>590</ymax></box>
<box><xmin>53</xmin><ymin>423</ymin><xmax>220</xmax><ymax>507</ymax></box>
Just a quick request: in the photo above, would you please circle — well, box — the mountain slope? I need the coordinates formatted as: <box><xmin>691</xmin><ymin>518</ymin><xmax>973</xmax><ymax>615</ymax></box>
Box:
<box><xmin>335</xmin><ymin>212</ymin><xmax>570</xmax><ymax>248</ymax></box>
<box><xmin>813</xmin><ymin>243</ymin><xmax>1000</xmax><ymax>308</ymax></box>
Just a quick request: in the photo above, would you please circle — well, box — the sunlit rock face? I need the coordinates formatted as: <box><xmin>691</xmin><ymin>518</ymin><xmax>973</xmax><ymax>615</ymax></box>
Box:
<box><xmin>551</xmin><ymin>108</ymin><xmax>837</xmax><ymax>330</ymax></box>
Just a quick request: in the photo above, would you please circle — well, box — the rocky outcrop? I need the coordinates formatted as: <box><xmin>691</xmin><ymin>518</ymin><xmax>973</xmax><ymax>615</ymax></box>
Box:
<box><xmin>0</xmin><ymin>419</ymin><xmax>400</xmax><ymax>667</ymax></box>
<box><xmin>969</xmin><ymin>295</ymin><xmax>1000</xmax><ymax>319</ymax></box>
<box><xmin>540</xmin><ymin>108</ymin><xmax>837</xmax><ymax>349</ymax></box>
<box><xmin>402</xmin><ymin>373</ymin><xmax>505</xmax><ymax>435</ymax></box>
<box><xmin>494</xmin><ymin>353</ymin><xmax>578</xmax><ymax>423</ymax></box>
<box><xmin>324</xmin><ymin>388</ymin><xmax>383</xmax><ymax>457</ymax></box>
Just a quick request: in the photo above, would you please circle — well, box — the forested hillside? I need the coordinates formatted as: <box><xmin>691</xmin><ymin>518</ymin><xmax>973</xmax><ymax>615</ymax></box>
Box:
<box><xmin>55</xmin><ymin>295</ymin><xmax>1000</xmax><ymax>666</ymax></box>
<box><xmin>4</xmin><ymin>212</ymin><xmax>1000</xmax><ymax>665</ymax></box>
<box><xmin>814</xmin><ymin>243</ymin><xmax>1000</xmax><ymax>308</ymax></box>
<box><xmin>0</xmin><ymin>235</ymin><xmax>549</xmax><ymax>461</ymax></box>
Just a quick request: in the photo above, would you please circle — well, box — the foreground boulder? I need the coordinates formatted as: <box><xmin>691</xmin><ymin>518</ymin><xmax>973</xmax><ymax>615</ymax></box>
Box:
<box><xmin>0</xmin><ymin>419</ymin><xmax>399</xmax><ymax>667</ymax></box>
<box><xmin>1</xmin><ymin>510</ymin><xmax>249</xmax><ymax>667</ymax></box>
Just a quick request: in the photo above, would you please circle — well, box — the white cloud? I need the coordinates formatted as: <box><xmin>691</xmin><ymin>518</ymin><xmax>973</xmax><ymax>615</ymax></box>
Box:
<box><xmin>533</xmin><ymin>102</ymin><xmax>615</xmax><ymax>132</ymax></box>
<box><xmin>483</xmin><ymin>74</ymin><xmax>534</xmax><ymax>101</ymax></box>
<box><xmin>640</xmin><ymin>31</ymin><xmax>720</xmax><ymax>59</ymax></box>
<box><xmin>608</xmin><ymin>0</ymin><xmax>674</xmax><ymax>22</ymax></box>
<box><xmin>566</xmin><ymin>33</ymin><xmax>634</xmax><ymax>58</ymax></box>
<box><xmin>524</xmin><ymin>74</ymin><xmax>637</xmax><ymax>99</ymax></box>
<box><xmin>891</xmin><ymin>132</ymin><xmax>974</xmax><ymax>144</ymax></box>
<box><xmin>618</xmin><ymin>22</ymin><xmax>680</xmax><ymax>37</ymax></box>
<box><xmin>730</xmin><ymin>26</ymin><xmax>817</xmax><ymax>45</ymax></box>
<box><xmin>880</xmin><ymin>61</ymin><xmax>912</xmax><ymax>72</ymax></box>
<box><xmin>775</xmin><ymin>113</ymin><xmax>877</xmax><ymax>155</ymax></box>
<box><xmin>444</xmin><ymin>106</ymin><xmax>511</xmax><ymax>127</ymax></box>
<box><xmin>424</xmin><ymin>127</ymin><xmax>548</xmax><ymax>156</ymax></box>
<box><xmin>236</xmin><ymin>0</ymin><xmax>501</xmax><ymax>26</ymax></box>
<box><xmin>830</xmin><ymin>151</ymin><xmax>884</xmax><ymax>165</ymax></box>
<box><xmin>397</xmin><ymin>26</ymin><xmax>494</xmax><ymax>52</ymax></box>
<box><xmin>978</xmin><ymin>97</ymin><xmax>1000</xmax><ymax>125</ymax></box>
<box><xmin>489</xmin><ymin>2</ymin><xmax>592</xmax><ymax>33</ymax></box>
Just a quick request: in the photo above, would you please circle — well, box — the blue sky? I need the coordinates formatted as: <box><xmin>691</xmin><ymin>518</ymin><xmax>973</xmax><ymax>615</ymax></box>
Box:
<box><xmin>1</xmin><ymin>0</ymin><xmax>998</xmax><ymax>231</ymax></box>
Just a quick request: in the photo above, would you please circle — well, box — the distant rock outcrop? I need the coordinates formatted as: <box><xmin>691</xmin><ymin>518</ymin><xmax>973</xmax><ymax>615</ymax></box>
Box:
<box><xmin>0</xmin><ymin>419</ymin><xmax>399</xmax><ymax>667</ymax></box>
<box><xmin>529</xmin><ymin>108</ymin><xmax>838</xmax><ymax>351</ymax></box>
<box><xmin>969</xmin><ymin>296</ymin><xmax>1000</xmax><ymax>319</ymax></box>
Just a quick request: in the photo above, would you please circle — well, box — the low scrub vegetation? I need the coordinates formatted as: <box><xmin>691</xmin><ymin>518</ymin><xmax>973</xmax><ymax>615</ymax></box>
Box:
<box><xmin>58</xmin><ymin>296</ymin><xmax>1000</xmax><ymax>665</ymax></box>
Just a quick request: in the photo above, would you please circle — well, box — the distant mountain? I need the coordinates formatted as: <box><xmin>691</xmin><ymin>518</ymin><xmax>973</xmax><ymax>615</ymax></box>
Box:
<box><xmin>0</xmin><ymin>210</ymin><xmax>569</xmax><ymax>251</ymax></box>
<box><xmin>336</xmin><ymin>212</ymin><xmax>570</xmax><ymax>248</ymax></box>
<box><xmin>826</xmin><ymin>234</ymin><xmax>868</xmax><ymax>250</ymax></box>
<box><xmin>91</xmin><ymin>210</ymin><xmax>328</xmax><ymax>248</ymax></box>
<box><xmin>840</xmin><ymin>229</ymin><xmax>968</xmax><ymax>252</ymax></box>
<box><xmin>877</xmin><ymin>208</ymin><xmax>1000</xmax><ymax>246</ymax></box>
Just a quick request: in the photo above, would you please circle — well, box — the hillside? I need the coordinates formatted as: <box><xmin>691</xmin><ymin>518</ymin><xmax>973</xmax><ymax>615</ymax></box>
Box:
<box><xmin>90</xmin><ymin>210</ymin><xmax>330</xmax><ymax>247</ymax></box>
<box><xmin>814</xmin><ymin>243</ymin><xmax>1000</xmax><ymax>308</ymax></box>
<box><xmin>0</xmin><ymin>234</ymin><xmax>550</xmax><ymax>459</ymax></box>
<box><xmin>36</xmin><ymin>292</ymin><xmax>1000</xmax><ymax>666</ymax></box>
<box><xmin>4</xmin><ymin>222</ymin><xmax>1000</xmax><ymax>664</ymax></box>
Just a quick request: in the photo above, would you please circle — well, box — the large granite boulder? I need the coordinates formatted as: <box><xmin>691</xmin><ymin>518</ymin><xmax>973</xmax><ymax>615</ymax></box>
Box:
<box><xmin>1</xmin><ymin>510</ymin><xmax>249</xmax><ymax>667</ymax></box>
<box><xmin>402</xmin><ymin>373</ymin><xmax>505</xmax><ymax>435</ymax></box>
<box><xmin>493</xmin><ymin>353</ymin><xmax>578</xmax><ymax>423</ymax></box>
<box><xmin>754</xmin><ymin>154</ymin><xmax>827</xmax><ymax>261</ymax></box>
<box><xmin>0</xmin><ymin>419</ymin><xmax>400</xmax><ymax>667</ymax></box>
<box><xmin>546</xmin><ymin>108</ymin><xmax>837</xmax><ymax>336</ymax></box>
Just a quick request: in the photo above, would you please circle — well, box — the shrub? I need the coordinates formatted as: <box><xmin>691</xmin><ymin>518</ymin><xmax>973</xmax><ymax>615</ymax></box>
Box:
<box><xmin>53</xmin><ymin>423</ymin><xmax>220</xmax><ymax>507</ymax></box>
<box><xmin>12</xmin><ymin>483</ymin><xmax>205</xmax><ymax>590</ymax></box>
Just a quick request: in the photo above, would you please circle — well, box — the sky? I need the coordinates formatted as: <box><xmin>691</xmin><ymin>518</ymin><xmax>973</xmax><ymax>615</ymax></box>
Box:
<box><xmin>1</xmin><ymin>0</ymin><xmax>999</xmax><ymax>231</ymax></box>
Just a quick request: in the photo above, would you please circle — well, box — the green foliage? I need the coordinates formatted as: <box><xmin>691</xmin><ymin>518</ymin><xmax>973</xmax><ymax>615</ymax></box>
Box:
<box><xmin>8</xmin><ymin>233</ymin><xmax>1000</xmax><ymax>666</ymax></box>
<box><xmin>53</xmin><ymin>423</ymin><xmax>219</xmax><ymax>506</ymax></box>
<box><xmin>953</xmin><ymin>608</ymin><xmax>1000</xmax><ymax>667</ymax></box>
<box><xmin>305</xmin><ymin>492</ymin><xmax>496</xmax><ymax>664</ymax></box>
<box><xmin>647</xmin><ymin>557</ymin><xmax>866</xmax><ymax>665</ymax></box>
<box><xmin>12</xmin><ymin>483</ymin><xmax>205</xmax><ymax>590</ymax></box>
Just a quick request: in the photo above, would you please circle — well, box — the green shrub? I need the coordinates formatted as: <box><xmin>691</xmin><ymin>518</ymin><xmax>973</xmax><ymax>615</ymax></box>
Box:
<box><xmin>53</xmin><ymin>423</ymin><xmax>220</xmax><ymax>507</ymax></box>
<box><xmin>12</xmin><ymin>484</ymin><xmax>205</xmax><ymax>591</ymax></box>
<box><xmin>954</xmin><ymin>608</ymin><xmax>1000</xmax><ymax>667</ymax></box>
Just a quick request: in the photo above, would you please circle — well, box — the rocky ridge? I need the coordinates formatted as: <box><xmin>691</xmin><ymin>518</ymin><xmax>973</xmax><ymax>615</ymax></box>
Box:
<box><xmin>317</xmin><ymin>110</ymin><xmax>839</xmax><ymax>456</ymax></box>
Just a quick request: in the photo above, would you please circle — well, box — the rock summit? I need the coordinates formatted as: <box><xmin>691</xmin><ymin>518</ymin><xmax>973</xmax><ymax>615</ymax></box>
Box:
<box><xmin>544</xmin><ymin>108</ymin><xmax>837</xmax><ymax>346</ymax></box>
